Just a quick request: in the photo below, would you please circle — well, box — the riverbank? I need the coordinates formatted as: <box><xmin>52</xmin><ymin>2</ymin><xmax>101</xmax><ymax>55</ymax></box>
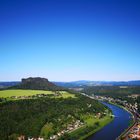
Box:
<box><xmin>69</xmin><ymin>94</ymin><xmax>114</xmax><ymax>140</ymax></box>
<box><xmin>109</xmin><ymin>104</ymin><xmax>136</xmax><ymax>140</ymax></box>
<box><xmin>108</xmin><ymin>102</ymin><xmax>135</xmax><ymax>124</ymax></box>
<box><xmin>107</xmin><ymin>102</ymin><xmax>136</xmax><ymax>140</ymax></box>
<box><xmin>87</xmin><ymin>102</ymin><xmax>132</xmax><ymax>140</ymax></box>
<box><xmin>69</xmin><ymin>110</ymin><xmax>114</xmax><ymax>140</ymax></box>
<box><xmin>108</xmin><ymin>102</ymin><xmax>133</xmax><ymax>116</ymax></box>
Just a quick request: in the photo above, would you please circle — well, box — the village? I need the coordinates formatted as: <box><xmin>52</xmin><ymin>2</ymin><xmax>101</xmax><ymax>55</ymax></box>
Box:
<box><xmin>86</xmin><ymin>94</ymin><xmax>139</xmax><ymax>114</ymax></box>
<box><xmin>16</xmin><ymin>120</ymin><xmax>84</xmax><ymax>140</ymax></box>
<box><xmin>49</xmin><ymin>120</ymin><xmax>84</xmax><ymax>140</ymax></box>
<box><xmin>123</xmin><ymin>123</ymin><xmax>140</xmax><ymax>140</ymax></box>
<box><xmin>81</xmin><ymin>93</ymin><xmax>140</xmax><ymax>140</ymax></box>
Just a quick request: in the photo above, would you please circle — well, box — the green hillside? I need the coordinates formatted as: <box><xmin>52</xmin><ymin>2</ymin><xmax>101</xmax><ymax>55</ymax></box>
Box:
<box><xmin>0</xmin><ymin>92</ymin><xmax>112</xmax><ymax>140</ymax></box>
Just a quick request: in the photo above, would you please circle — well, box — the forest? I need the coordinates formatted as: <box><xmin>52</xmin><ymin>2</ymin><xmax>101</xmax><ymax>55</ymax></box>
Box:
<box><xmin>0</xmin><ymin>94</ymin><xmax>109</xmax><ymax>140</ymax></box>
<box><xmin>83</xmin><ymin>86</ymin><xmax>140</xmax><ymax>97</ymax></box>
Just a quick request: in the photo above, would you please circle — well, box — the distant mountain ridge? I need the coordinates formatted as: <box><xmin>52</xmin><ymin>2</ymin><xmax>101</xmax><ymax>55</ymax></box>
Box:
<box><xmin>0</xmin><ymin>82</ymin><xmax>20</xmax><ymax>89</ymax></box>
<box><xmin>1</xmin><ymin>80</ymin><xmax>140</xmax><ymax>89</ymax></box>
<box><xmin>54</xmin><ymin>80</ymin><xmax>140</xmax><ymax>88</ymax></box>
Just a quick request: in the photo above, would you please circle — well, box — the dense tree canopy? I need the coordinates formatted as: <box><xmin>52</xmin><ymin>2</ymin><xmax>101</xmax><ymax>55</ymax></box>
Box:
<box><xmin>0</xmin><ymin>94</ymin><xmax>107</xmax><ymax>140</ymax></box>
<box><xmin>83</xmin><ymin>86</ymin><xmax>140</xmax><ymax>97</ymax></box>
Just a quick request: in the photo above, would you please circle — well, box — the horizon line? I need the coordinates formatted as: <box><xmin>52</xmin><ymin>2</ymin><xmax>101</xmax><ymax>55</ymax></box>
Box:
<box><xmin>0</xmin><ymin>78</ymin><xmax>140</xmax><ymax>83</ymax></box>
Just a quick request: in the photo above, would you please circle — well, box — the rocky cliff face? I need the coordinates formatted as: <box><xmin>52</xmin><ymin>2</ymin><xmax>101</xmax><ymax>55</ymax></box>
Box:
<box><xmin>22</xmin><ymin>77</ymin><xmax>49</xmax><ymax>84</ymax></box>
<box><xmin>13</xmin><ymin>77</ymin><xmax>64</xmax><ymax>91</ymax></box>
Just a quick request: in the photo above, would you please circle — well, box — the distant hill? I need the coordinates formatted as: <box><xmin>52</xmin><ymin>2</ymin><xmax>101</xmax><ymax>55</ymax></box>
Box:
<box><xmin>54</xmin><ymin>80</ymin><xmax>140</xmax><ymax>88</ymax></box>
<box><xmin>10</xmin><ymin>77</ymin><xmax>64</xmax><ymax>91</ymax></box>
<box><xmin>0</xmin><ymin>82</ymin><xmax>20</xmax><ymax>89</ymax></box>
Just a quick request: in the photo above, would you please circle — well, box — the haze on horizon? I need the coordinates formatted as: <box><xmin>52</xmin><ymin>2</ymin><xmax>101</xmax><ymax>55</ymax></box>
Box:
<box><xmin>0</xmin><ymin>0</ymin><xmax>140</xmax><ymax>82</ymax></box>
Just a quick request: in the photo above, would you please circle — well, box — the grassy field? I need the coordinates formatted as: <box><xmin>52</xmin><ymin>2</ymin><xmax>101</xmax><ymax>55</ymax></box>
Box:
<box><xmin>0</xmin><ymin>90</ymin><xmax>75</xmax><ymax>98</ymax></box>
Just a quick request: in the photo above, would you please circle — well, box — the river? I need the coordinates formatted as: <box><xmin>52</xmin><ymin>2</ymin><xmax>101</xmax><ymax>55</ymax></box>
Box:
<box><xmin>87</xmin><ymin>102</ymin><xmax>132</xmax><ymax>140</ymax></box>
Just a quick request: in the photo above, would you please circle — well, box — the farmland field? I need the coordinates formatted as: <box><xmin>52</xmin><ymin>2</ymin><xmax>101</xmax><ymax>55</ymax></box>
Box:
<box><xmin>0</xmin><ymin>90</ymin><xmax>75</xmax><ymax>98</ymax></box>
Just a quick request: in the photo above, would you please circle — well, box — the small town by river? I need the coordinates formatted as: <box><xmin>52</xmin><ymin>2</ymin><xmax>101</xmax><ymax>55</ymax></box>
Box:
<box><xmin>87</xmin><ymin>102</ymin><xmax>132</xmax><ymax>140</ymax></box>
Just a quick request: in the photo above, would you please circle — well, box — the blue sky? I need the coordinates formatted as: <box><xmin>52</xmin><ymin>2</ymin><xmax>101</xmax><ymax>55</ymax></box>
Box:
<box><xmin>0</xmin><ymin>0</ymin><xmax>140</xmax><ymax>81</ymax></box>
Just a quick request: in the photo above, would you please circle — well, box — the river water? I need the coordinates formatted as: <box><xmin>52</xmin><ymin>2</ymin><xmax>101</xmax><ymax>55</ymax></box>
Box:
<box><xmin>87</xmin><ymin>102</ymin><xmax>132</xmax><ymax>140</ymax></box>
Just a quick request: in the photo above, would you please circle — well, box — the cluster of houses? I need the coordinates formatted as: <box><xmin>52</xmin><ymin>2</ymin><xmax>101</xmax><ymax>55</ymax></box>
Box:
<box><xmin>128</xmin><ymin>94</ymin><xmax>140</xmax><ymax>99</ymax></box>
<box><xmin>123</xmin><ymin>123</ymin><xmax>140</xmax><ymax>140</ymax></box>
<box><xmin>49</xmin><ymin>120</ymin><xmax>84</xmax><ymax>140</ymax></box>
<box><xmin>17</xmin><ymin>135</ymin><xmax>44</xmax><ymax>140</ymax></box>
<box><xmin>89</xmin><ymin>94</ymin><xmax>139</xmax><ymax>113</ymax></box>
<box><xmin>28</xmin><ymin>137</ymin><xmax>44</xmax><ymax>140</ymax></box>
<box><xmin>17</xmin><ymin>120</ymin><xmax>84</xmax><ymax>140</ymax></box>
<box><xmin>10</xmin><ymin>93</ymin><xmax>62</xmax><ymax>100</ymax></box>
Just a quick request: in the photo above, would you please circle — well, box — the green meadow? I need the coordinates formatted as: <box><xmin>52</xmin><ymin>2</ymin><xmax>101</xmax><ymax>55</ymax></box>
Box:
<box><xmin>0</xmin><ymin>90</ymin><xmax>75</xmax><ymax>98</ymax></box>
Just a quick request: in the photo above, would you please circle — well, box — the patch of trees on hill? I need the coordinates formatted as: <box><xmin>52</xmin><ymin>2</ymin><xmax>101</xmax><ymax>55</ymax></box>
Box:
<box><xmin>0</xmin><ymin>95</ymin><xmax>107</xmax><ymax>140</ymax></box>
<box><xmin>83</xmin><ymin>86</ymin><xmax>140</xmax><ymax>97</ymax></box>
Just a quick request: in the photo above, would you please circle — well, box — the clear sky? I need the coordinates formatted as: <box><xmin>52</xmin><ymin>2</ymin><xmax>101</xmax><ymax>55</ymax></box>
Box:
<box><xmin>0</xmin><ymin>0</ymin><xmax>140</xmax><ymax>81</ymax></box>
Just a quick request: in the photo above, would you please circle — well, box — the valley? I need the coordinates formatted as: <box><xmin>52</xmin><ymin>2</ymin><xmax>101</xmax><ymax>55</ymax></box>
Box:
<box><xmin>0</xmin><ymin>78</ymin><xmax>113</xmax><ymax>140</ymax></box>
